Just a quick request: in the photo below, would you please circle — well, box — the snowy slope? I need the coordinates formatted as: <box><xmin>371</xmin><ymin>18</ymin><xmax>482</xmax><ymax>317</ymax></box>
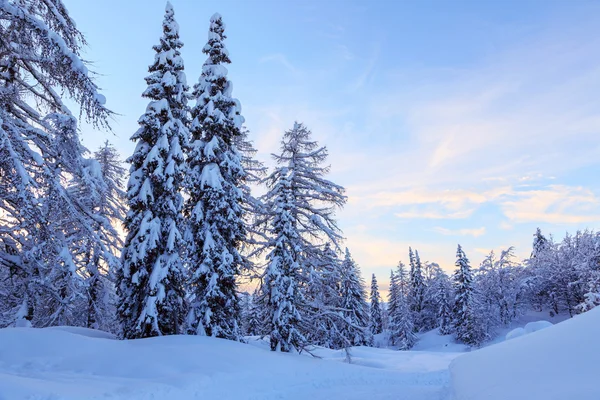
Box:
<box><xmin>450</xmin><ymin>306</ymin><xmax>600</xmax><ymax>400</ymax></box>
<box><xmin>0</xmin><ymin>327</ymin><xmax>454</xmax><ymax>400</ymax></box>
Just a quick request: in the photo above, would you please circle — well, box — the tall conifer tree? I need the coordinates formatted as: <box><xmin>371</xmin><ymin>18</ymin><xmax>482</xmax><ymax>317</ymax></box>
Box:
<box><xmin>185</xmin><ymin>13</ymin><xmax>246</xmax><ymax>340</ymax></box>
<box><xmin>369</xmin><ymin>274</ymin><xmax>384</xmax><ymax>335</ymax></box>
<box><xmin>118</xmin><ymin>2</ymin><xmax>188</xmax><ymax>338</ymax></box>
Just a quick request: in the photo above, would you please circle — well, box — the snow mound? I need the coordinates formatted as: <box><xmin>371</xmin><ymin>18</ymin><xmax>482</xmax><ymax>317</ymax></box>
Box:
<box><xmin>45</xmin><ymin>326</ymin><xmax>117</xmax><ymax>339</ymax></box>
<box><xmin>0</xmin><ymin>328</ymin><xmax>453</xmax><ymax>400</ymax></box>
<box><xmin>504</xmin><ymin>327</ymin><xmax>525</xmax><ymax>341</ymax></box>
<box><xmin>450</xmin><ymin>307</ymin><xmax>600</xmax><ymax>400</ymax></box>
<box><xmin>524</xmin><ymin>320</ymin><xmax>552</xmax><ymax>334</ymax></box>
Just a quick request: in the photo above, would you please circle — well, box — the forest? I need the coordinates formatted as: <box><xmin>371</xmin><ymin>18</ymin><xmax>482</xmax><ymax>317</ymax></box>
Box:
<box><xmin>1</xmin><ymin>0</ymin><xmax>599</xmax><ymax>357</ymax></box>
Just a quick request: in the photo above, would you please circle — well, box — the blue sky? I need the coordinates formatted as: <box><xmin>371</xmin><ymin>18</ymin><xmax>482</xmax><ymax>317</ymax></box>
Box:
<box><xmin>67</xmin><ymin>0</ymin><xmax>600</xmax><ymax>287</ymax></box>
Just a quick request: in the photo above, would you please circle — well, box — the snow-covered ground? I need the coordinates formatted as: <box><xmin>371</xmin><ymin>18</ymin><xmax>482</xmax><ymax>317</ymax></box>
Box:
<box><xmin>0</xmin><ymin>308</ymin><xmax>598</xmax><ymax>400</ymax></box>
<box><xmin>450</xmin><ymin>307</ymin><xmax>600</xmax><ymax>400</ymax></box>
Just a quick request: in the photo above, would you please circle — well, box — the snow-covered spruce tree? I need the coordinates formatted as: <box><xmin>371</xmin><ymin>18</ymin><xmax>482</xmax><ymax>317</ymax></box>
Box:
<box><xmin>185</xmin><ymin>13</ymin><xmax>247</xmax><ymax>340</ymax></box>
<box><xmin>388</xmin><ymin>281</ymin><xmax>417</xmax><ymax>350</ymax></box>
<box><xmin>396</xmin><ymin>261</ymin><xmax>409</xmax><ymax>296</ymax></box>
<box><xmin>338</xmin><ymin>248</ymin><xmax>371</xmax><ymax>346</ymax></box>
<box><xmin>369</xmin><ymin>273</ymin><xmax>384</xmax><ymax>335</ymax></box>
<box><xmin>117</xmin><ymin>3</ymin><xmax>188</xmax><ymax>338</ymax></box>
<box><xmin>430</xmin><ymin>268</ymin><xmax>453</xmax><ymax>335</ymax></box>
<box><xmin>452</xmin><ymin>245</ymin><xmax>486</xmax><ymax>346</ymax></box>
<box><xmin>409</xmin><ymin>248</ymin><xmax>426</xmax><ymax>331</ymax></box>
<box><xmin>244</xmin><ymin>288</ymin><xmax>267</xmax><ymax>336</ymax></box>
<box><xmin>0</xmin><ymin>0</ymin><xmax>112</xmax><ymax>327</ymax></box>
<box><xmin>258</xmin><ymin>122</ymin><xmax>346</xmax><ymax>352</ymax></box>
<box><xmin>387</xmin><ymin>269</ymin><xmax>399</xmax><ymax>330</ymax></box>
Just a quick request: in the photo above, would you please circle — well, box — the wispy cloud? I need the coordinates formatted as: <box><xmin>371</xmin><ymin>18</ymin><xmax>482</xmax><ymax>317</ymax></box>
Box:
<box><xmin>501</xmin><ymin>185</ymin><xmax>600</xmax><ymax>225</ymax></box>
<box><xmin>433</xmin><ymin>226</ymin><xmax>486</xmax><ymax>238</ymax></box>
<box><xmin>347</xmin><ymin>42</ymin><xmax>380</xmax><ymax>92</ymax></box>
<box><xmin>259</xmin><ymin>53</ymin><xmax>300</xmax><ymax>76</ymax></box>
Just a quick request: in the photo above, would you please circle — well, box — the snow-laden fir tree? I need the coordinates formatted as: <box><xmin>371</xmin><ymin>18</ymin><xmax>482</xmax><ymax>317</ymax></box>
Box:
<box><xmin>369</xmin><ymin>273</ymin><xmax>384</xmax><ymax>335</ymax></box>
<box><xmin>409</xmin><ymin>248</ymin><xmax>426</xmax><ymax>331</ymax></box>
<box><xmin>430</xmin><ymin>268</ymin><xmax>453</xmax><ymax>335</ymax></box>
<box><xmin>244</xmin><ymin>288</ymin><xmax>266</xmax><ymax>336</ymax></box>
<box><xmin>387</xmin><ymin>269</ymin><xmax>399</xmax><ymax>328</ymax></box>
<box><xmin>396</xmin><ymin>261</ymin><xmax>409</xmax><ymax>296</ymax></box>
<box><xmin>338</xmin><ymin>248</ymin><xmax>371</xmax><ymax>346</ymax></box>
<box><xmin>258</xmin><ymin>122</ymin><xmax>346</xmax><ymax>352</ymax></box>
<box><xmin>117</xmin><ymin>2</ymin><xmax>188</xmax><ymax>338</ymax></box>
<box><xmin>388</xmin><ymin>278</ymin><xmax>417</xmax><ymax>350</ymax></box>
<box><xmin>452</xmin><ymin>245</ymin><xmax>486</xmax><ymax>346</ymax></box>
<box><xmin>184</xmin><ymin>13</ymin><xmax>247</xmax><ymax>340</ymax></box>
<box><xmin>0</xmin><ymin>0</ymin><xmax>112</xmax><ymax>328</ymax></box>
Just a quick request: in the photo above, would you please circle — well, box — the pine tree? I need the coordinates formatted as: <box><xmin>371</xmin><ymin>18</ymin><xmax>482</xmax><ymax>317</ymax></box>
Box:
<box><xmin>339</xmin><ymin>249</ymin><xmax>371</xmax><ymax>346</ymax></box>
<box><xmin>390</xmin><ymin>291</ymin><xmax>418</xmax><ymax>350</ymax></box>
<box><xmin>117</xmin><ymin>2</ymin><xmax>188</xmax><ymax>338</ymax></box>
<box><xmin>396</xmin><ymin>261</ymin><xmax>409</xmax><ymax>296</ymax></box>
<box><xmin>245</xmin><ymin>288</ymin><xmax>266</xmax><ymax>336</ymax></box>
<box><xmin>258</xmin><ymin>122</ymin><xmax>346</xmax><ymax>352</ymax></box>
<box><xmin>0</xmin><ymin>0</ymin><xmax>112</xmax><ymax>328</ymax></box>
<box><xmin>409</xmin><ymin>248</ymin><xmax>426</xmax><ymax>331</ymax></box>
<box><xmin>452</xmin><ymin>244</ymin><xmax>486</xmax><ymax>346</ymax></box>
<box><xmin>184</xmin><ymin>13</ymin><xmax>247</xmax><ymax>340</ymax></box>
<box><xmin>387</xmin><ymin>269</ymin><xmax>399</xmax><ymax>328</ymax></box>
<box><xmin>369</xmin><ymin>274</ymin><xmax>384</xmax><ymax>335</ymax></box>
<box><xmin>431</xmin><ymin>268</ymin><xmax>453</xmax><ymax>335</ymax></box>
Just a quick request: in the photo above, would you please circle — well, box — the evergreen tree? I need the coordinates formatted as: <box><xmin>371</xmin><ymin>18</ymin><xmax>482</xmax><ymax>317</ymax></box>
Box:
<box><xmin>117</xmin><ymin>2</ymin><xmax>188</xmax><ymax>338</ymax></box>
<box><xmin>184</xmin><ymin>13</ymin><xmax>246</xmax><ymax>340</ymax></box>
<box><xmin>387</xmin><ymin>269</ymin><xmax>399</xmax><ymax>327</ymax></box>
<box><xmin>431</xmin><ymin>268</ymin><xmax>453</xmax><ymax>335</ymax></box>
<box><xmin>452</xmin><ymin>245</ymin><xmax>486</xmax><ymax>346</ymax></box>
<box><xmin>396</xmin><ymin>261</ymin><xmax>409</xmax><ymax>296</ymax></box>
<box><xmin>369</xmin><ymin>274</ymin><xmax>384</xmax><ymax>335</ymax></box>
<box><xmin>258</xmin><ymin>122</ymin><xmax>346</xmax><ymax>352</ymax></box>
<box><xmin>245</xmin><ymin>288</ymin><xmax>266</xmax><ymax>336</ymax></box>
<box><xmin>409</xmin><ymin>248</ymin><xmax>426</xmax><ymax>330</ymax></box>
<box><xmin>388</xmin><ymin>276</ymin><xmax>417</xmax><ymax>349</ymax></box>
<box><xmin>0</xmin><ymin>0</ymin><xmax>112</xmax><ymax>327</ymax></box>
<box><xmin>339</xmin><ymin>249</ymin><xmax>371</xmax><ymax>346</ymax></box>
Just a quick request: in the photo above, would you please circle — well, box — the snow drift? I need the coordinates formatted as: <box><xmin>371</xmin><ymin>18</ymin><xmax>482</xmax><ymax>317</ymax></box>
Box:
<box><xmin>450</xmin><ymin>307</ymin><xmax>600</xmax><ymax>400</ymax></box>
<box><xmin>0</xmin><ymin>327</ymin><xmax>453</xmax><ymax>400</ymax></box>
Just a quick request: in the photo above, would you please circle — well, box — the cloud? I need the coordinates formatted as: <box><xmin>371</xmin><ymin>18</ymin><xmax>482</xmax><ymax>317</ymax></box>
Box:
<box><xmin>259</xmin><ymin>53</ymin><xmax>299</xmax><ymax>76</ymax></box>
<box><xmin>433</xmin><ymin>227</ymin><xmax>486</xmax><ymax>237</ymax></box>
<box><xmin>347</xmin><ymin>42</ymin><xmax>380</xmax><ymax>92</ymax></box>
<box><xmin>500</xmin><ymin>185</ymin><xmax>600</xmax><ymax>225</ymax></box>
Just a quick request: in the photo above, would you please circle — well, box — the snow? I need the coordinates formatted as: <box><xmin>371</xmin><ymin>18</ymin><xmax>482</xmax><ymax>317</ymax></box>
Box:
<box><xmin>45</xmin><ymin>326</ymin><xmax>117</xmax><ymax>340</ymax></box>
<box><xmin>504</xmin><ymin>327</ymin><xmax>526</xmax><ymax>341</ymax></box>
<box><xmin>450</xmin><ymin>306</ymin><xmax>600</xmax><ymax>400</ymax></box>
<box><xmin>523</xmin><ymin>320</ymin><xmax>552</xmax><ymax>334</ymax></box>
<box><xmin>0</xmin><ymin>328</ymin><xmax>454</xmax><ymax>400</ymax></box>
<box><xmin>1</xmin><ymin>308</ymin><xmax>598</xmax><ymax>400</ymax></box>
<box><xmin>505</xmin><ymin>320</ymin><xmax>553</xmax><ymax>341</ymax></box>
